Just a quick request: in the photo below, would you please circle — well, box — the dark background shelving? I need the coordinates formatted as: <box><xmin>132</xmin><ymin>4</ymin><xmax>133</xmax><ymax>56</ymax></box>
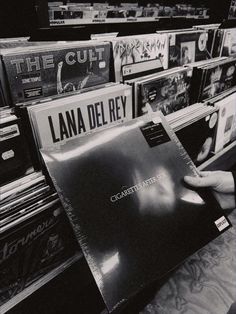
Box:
<box><xmin>0</xmin><ymin>0</ymin><xmax>234</xmax><ymax>39</ymax></box>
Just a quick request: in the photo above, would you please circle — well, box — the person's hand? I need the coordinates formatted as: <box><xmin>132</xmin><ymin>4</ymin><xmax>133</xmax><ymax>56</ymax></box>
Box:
<box><xmin>184</xmin><ymin>171</ymin><xmax>236</xmax><ymax>210</ymax></box>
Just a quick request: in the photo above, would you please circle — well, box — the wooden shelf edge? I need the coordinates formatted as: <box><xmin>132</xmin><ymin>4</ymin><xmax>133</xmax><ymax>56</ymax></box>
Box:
<box><xmin>0</xmin><ymin>251</ymin><xmax>83</xmax><ymax>314</ymax></box>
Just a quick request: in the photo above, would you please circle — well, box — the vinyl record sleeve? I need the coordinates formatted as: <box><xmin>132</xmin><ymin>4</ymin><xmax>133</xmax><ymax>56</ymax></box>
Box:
<box><xmin>0</xmin><ymin>205</ymin><xmax>78</xmax><ymax>306</ymax></box>
<box><xmin>28</xmin><ymin>83</ymin><xmax>133</xmax><ymax>149</ymax></box>
<box><xmin>193</xmin><ymin>24</ymin><xmax>220</xmax><ymax>58</ymax></box>
<box><xmin>41</xmin><ymin>112</ymin><xmax>231</xmax><ymax>312</ymax></box>
<box><xmin>213</xmin><ymin>92</ymin><xmax>236</xmax><ymax>153</ymax></box>
<box><xmin>221</xmin><ymin>28</ymin><xmax>236</xmax><ymax>57</ymax></box>
<box><xmin>200</xmin><ymin>58</ymin><xmax>236</xmax><ymax>102</ymax></box>
<box><xmin>111</xmin><ymin>34</ymin><xmax>169</xmax><ymax>82</ymax></box>
<box><xmin>175</xmin><ymin>110</ymin><xmax>219</xmax><ymax>166</ymax></box>
<box><xmin>139</xmin><ymin>67</ymin><xmax>192</xmax><ymax>116</ymax></box>
<box><xmin>168</xmin><ymin>31</ymin><xmax>208</xmax><ymax>68</ymax></box>
<box><xmin>1</xmin><ymin>41</ymin><xmax>111</xmax><ymax>105</ymax></box>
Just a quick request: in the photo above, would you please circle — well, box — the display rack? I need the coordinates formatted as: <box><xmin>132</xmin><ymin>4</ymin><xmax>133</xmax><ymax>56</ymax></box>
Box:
<box><xmin>49</xmin><ymin>15</ymin><xmax>209</xmax><ymax>26</ymax></box>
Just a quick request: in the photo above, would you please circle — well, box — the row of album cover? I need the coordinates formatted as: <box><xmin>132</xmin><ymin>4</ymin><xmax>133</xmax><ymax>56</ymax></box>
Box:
<box><xmin>48</xmin><ymin>1</ymin><xmax>209</xmax><ymax>22</ymax></box>
<box><xmin>2</xmin><ymin>84</ymin><xmax>235</xmax><ymax>186</ymax></box>
<box><xmin>0</xmin><ymin>169</ymin><xmax>79</xmax><ymax>306</ymax></box>
<box><xmin>0</xmin><ymin>103</ymin><xmax>80</xmax><ymax>306</ymax></box>
<box><xmin>1</xmin><ymin>25</ymin><xmax>236</xmax><ymax>107</ymax></box>
<box><xmin>1</xmin><ymin>25</ymin><xmax>236</xmax><ymax>309</ymax></box>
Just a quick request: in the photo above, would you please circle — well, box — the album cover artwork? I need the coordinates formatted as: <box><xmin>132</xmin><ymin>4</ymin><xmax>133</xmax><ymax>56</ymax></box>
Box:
<box><xmin>0</xmin><ymin>115</ymin><xmax>33</xmax><ymax>186</ymax></box>
<box><xmin>221</xmin><ymin>28</ymin><xmax>236</xmax><ymax>57</ymax></box>
<box><xmin>111</xmin><ymin>34</ymin><xmax>169</xmax><ymax>82</ymax></box>
<box><xmin>139</xmin><ymin>68</ymin><xmax>192</xmax><ymax>116</ymax></box>
<box><xmin>0</xmin><ymin>205</ymin><xmax>78</xmax><ymax>306</ymax></box>
<box><xmin>213</xmin><ymin>92</ymin><xmax>236</xmax><ymax>153</ymax></box>
<box><xmin>168</xmin><ymin>31</ymin><xmax>208</xmax><ymax>68</ymax></box>
<box><xmin>211</xmin><ymin>29</ymin><xmax>225</xmax><ymax>58</ymax></box>
<box><xmin>200</xmin><ymin>59</ymin><xmax>236</xmax><ymax>102</ymax></box>
<box><xmin>1</xmin><ymin>41</ymin><xmax>111</xmax><ymax>105</ymax></box>
<box><xmin>28</xmin><ymin>83</ymin><xmax>133</xmax><ymax>149</ymax></box>
<box><xmin>175</xmin><ymin>110</ymin><xmax>219</xmax><ymax>166</ymax></box>
<box><xmin>41</xmin><ymin>112</ymin><xmax>231</xmax><ymax>313</ymax></box>
<box><xmin>193</xmin><ymin>24</ymin><xmax>220</xmax><ymax>58</ymax></box>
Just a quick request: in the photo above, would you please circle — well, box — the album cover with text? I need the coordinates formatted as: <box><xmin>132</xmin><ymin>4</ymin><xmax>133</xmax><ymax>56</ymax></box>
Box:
<box><xmin>28</xmin><ymin>83</ymin><xmax>132</xmax><ymax>149</ymax></box>
<box><xmin>111</xmin><ymin>34</ymin><xmax>169</xmax><ymax>82</ymax></box>
<box><xmin>0</xmin><ymin>205</ymin><xmax>78</xmax><ymax>306</ymax></box>
<box><xmin>41</xmin><ymin>112</ymin><xmax>231</xmax><ymax>313</ymax></box>
<box><xmin>1</xmin><ymin>41</ymin><xmax>111</xmax><ymax>105</ymax></box>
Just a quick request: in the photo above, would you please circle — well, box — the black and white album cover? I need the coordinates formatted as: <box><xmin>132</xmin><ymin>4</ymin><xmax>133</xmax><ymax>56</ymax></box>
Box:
<box><xmin>167</xmin><ymin>30</ymin><xmax>208</xmax><ymax>68</ymax></box>
<box><xmin>0</xmin><ymin>205</ymin><xmax>78</xmax><ymax>306</ymax></box>
<box><xmin>175</xmin><ymin>110</ymin><xmax>219</xmax><ymax>166</ymax></box>
<box><xmin>41</xmin><ymin>112</ymin><xmax>231</xmax><ymax>313</ymax></box>
<box><xmin>193</xmin><ymin>24</ymin><xmax>220</xmax><ymax>58</ymax></box>
<box><xmin>28</xmin><ymin>83</ymin><xmax>133</xmax><ymax>149</ymax></box>
<box><xmin>221</xmin><ymin>28</ymin><xmax>236</xmax><ymax>57</ymax></box>
<box><xmin>213</xmin><ymin>92</ymin><xmax>236</xmax><ymax>153</ymax></box>
<box><xmin>111</xmin><ymin>34</ymin><xmax>168</xmax><ymax>82</ymax></box>
<box><xmin>200</xmin><ymin>58</ymin><xmax>236</xmax><ymax>101</ymax></box>
<box><xmin>1</xmin><ymin>41</ymin><xmax>111</xmax><ymax>105</ymax></box>
<box><xmin>139</xmin><ymin>67</ymin><xmax>192</xmax><ymax>116</ymax></box>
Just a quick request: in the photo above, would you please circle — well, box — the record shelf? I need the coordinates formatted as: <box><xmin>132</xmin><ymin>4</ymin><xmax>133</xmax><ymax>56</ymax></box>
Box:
<box><xmin>1</xmin><ymin>0</ymin><xmax>236</xmax><ymax>313</ymax></box>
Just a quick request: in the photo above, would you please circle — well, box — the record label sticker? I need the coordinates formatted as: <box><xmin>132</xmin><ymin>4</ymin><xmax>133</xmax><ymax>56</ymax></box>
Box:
<box><xmin>209</xmin><ymin>112</ymin><xmax>218</xmax><ymax>128</ymax></box>
<box><xmin>2</xmin><ymin>149</ymin><xmax>14</xmax><ymax>160</ymax></box>
<box><xmin>148</xmin><ymin>88</ymin><xmax>157</xmax><ymax>102</ymax></box>
<box><xmin>99</xmin><ymin>61</ymin><xmax>106</xmax><ymax>69</ymax></box>
<box><xmin>215</xmin><ymin>216</ymin><xmax>230</xmax><ymax>231</ymax></box>
<box><xmin>140</xmin><ymin>121</ymin><xmax>170</xmax><ymax>147</ymax></box>
<box><xmin>23</xmin><ymin>87</ymin><xmax>43</xmax><ymax>99</ymax></box>
<box><xmin>198</xmin><ymin>33</ymin><xmax>207</xmax><ymax>51</ymax></box>
<box><xmin>0</xmin><ymin>124</ymin><xmax>20</xmax><ymax>141</ymax></box>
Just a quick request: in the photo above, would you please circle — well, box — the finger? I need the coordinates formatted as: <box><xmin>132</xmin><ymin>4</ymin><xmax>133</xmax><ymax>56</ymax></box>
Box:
<box><xmin>184</xmin><ymin>175</ymin><xmax>218</xmax><ymax>188</ymax></box>
<box><xmin>199</xmin><ymin>171</ymin><xmax>213</xmax><ymax>177</ymax></box>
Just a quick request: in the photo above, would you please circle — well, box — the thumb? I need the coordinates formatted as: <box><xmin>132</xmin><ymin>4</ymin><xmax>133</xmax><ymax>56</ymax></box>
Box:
<box><xmin>184</xmin><ymin>175</ymin><xmax>219</xmax><ymax>188</ymax></box>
